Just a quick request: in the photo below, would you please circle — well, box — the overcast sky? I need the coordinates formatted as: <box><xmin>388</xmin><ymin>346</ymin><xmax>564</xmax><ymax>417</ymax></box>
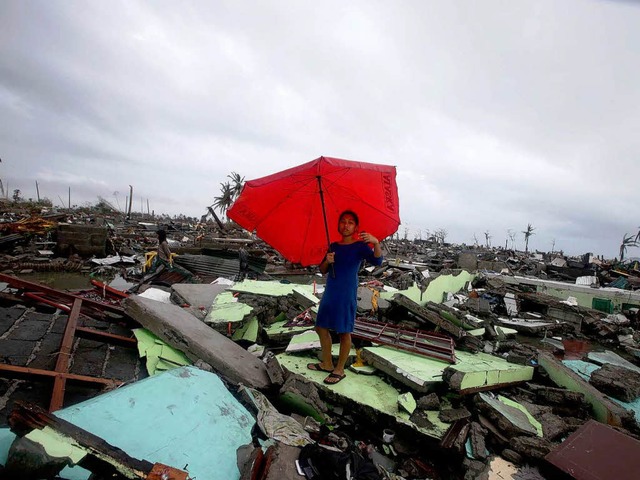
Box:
<box><xmin>1</xmin><ymin>0</ymin><xmax>639</xmax><ymax>259</ymax></box>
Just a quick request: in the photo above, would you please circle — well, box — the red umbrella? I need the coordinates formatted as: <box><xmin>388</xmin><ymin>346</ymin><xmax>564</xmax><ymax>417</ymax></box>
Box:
<box><xmin>227</xmin><ymin>156</ymin><xmax>400</xmax><ymax>266</ymax></box>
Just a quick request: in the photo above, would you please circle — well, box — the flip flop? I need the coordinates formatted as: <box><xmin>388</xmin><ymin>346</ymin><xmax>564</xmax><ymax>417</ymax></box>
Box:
<box><xmin>307</xmin><ymin>363</ymin><xmax>333</xmax><ymax>373</ymax></box>
<box><xmin>323</xmin><ymin>372</ymin><xmax>346</xmax><ymax>385</ymax></box>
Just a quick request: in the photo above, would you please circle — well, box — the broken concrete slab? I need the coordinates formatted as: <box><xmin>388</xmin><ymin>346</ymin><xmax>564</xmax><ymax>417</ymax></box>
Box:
<box><xmin>538</xmin><ymin>353</ymin><xmax>635</xmax><ymax>428</ymax></box>
<box><xmin>587</xmin><ymin>350</ymin><xmax>640</xmax><ymax>375</ymax></box>
<box><xmin>545</xmin><ymin>420</ymin><xmax>640</xmax><ymax>480</ymax></box>
<box><xmin>398</xmin><ymin>392</ymin><xmax>416</xmax><ymax>414</ymax></box>
<box><xmin>276</xmin><ymin>352</ymin><xmax>450</xmax><ymax>440</ymax></box>
<box><xmin>380</xmin><ymin>270</ymin><xmax>475</xmax><ymax>306</ymax></box>
<box><xmin>232</xmin><ymin>316</ymin><xmax>259</xmax><ymax>343</ymax></box>
<box><xmin>563</xmin><ymin>359</ymin><xmax>640</xmax><ymax>425</ymax></box>
<box><xmin>590</xmin><ymin>364</ymin><xmax>640</xmax><ymax>403</ymax></box>
<box><xmin>258</xmin><ymin>442</ymin><xmax>303</xmax><ymax>480</ymax></box>
<box><xmin>205</xmin><ymin>291</ymin><xmax>253</xmax><ymax>332</ymax></box>
<box><xmin>476</xmin><ymin>393</ymin><xmax>543</xmax><ymax>438</ymax></box>
<box><xmin>170</xmin><ymin>283</ymin><xmax>229</xmax><ymax>318</ymax></box>
<box><xmin>6</xmin><ymin>402</ymin><xmax>190</xmax><ymax>480</ymax></box>
<box><xmin>360</xmin><ymin>345</ymin><xmax>446</xmax><ymax>392</ymax></box>
<box><xmin>263</xmin><ymin>319</ymin><xmax>314</xmax><ymax>345</ymax></box>
<box><xmin>361</xmin><ymin>346</ymin><xmax>533</xmax><ymax>394</ymax></box>
<box><xmin>230</xmin><ymin>279</ymin><xmax>316</xmax><ymax>298</ymax></box>
<box><xmin>124</xmin><ymin>295</ymin><xmax>271</xmax><ymax>390</ymax></box>
<box><xmin>285</xmin><ymin>331</ymin><xmax>321</xmax><ymax>353</ymax></box>
<box><xmin>495</xmin><ymin>317</ymin><xmax>560</xmax><ymax>334</ymax></box>
<box><xmin>443</xmin><ymin>352</ymin><xmax>534</xmax><ymax>393</ymax></box>
<box><xmin>439</xmin><ymin>407</ymin><xmax>472</xmax><ymax>424</ymax></box>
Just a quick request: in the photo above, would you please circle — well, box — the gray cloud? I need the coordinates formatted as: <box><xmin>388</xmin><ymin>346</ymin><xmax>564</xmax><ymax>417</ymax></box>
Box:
<box><xmin>1</xmin><ymin>0</ymin><xmax>639</xmax><ymax>258</ymax></box>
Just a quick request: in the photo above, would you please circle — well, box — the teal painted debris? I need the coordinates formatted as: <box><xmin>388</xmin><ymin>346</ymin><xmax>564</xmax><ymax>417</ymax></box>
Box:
<box><xmin>538</xmin><ymin>352</ymin><xmax>634</xmax><ymax>428</ymax></box>
<box><xmin>41</xmin><ymin>366</ymin><xmax>253</xmax><ymax>480</ymax></box>
<box><xmin>564</xmin><ymin>359</ymin><xmax>640</xmax><ymax>425</ymax></box>
<box><xmin>587</xmin><ymin>350</ymin><xmax>640</xmax><ymax>375</ymax></box>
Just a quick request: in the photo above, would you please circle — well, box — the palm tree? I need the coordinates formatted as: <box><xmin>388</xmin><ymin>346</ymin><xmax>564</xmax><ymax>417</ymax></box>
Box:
<box><xmin>213</xmin><ymin>182</ymin><xmax>234</xmax><ymax>218</ymax></box>
<box><xmin>619</xmin><ymin>233</ymin><xmax>638</xmax><ymax>261</ymax></box>
<box><xmin>227</xmin><ymin>172</ymin><xmax>245</xmax><ymax>200</ymax></box>
<box><xmin>523</xmin><ymin>223</ymin><xmax>535</xmax><ymax>253</ymax></box>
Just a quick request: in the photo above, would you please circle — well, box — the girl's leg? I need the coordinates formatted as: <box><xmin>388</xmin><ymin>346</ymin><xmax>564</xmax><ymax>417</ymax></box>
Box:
<box><xmin>334</xmin><ymin>333</ymin><xmax>352</xmax><ymax>375</ymax></box>
<box><xmin>315</xmin><ymin>326</ymin><xmax>334</xmax><ymax>370</ymax></box>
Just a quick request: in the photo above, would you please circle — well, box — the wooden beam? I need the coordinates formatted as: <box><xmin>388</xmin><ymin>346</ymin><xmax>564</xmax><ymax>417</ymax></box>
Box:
<box><xmin>75</xmin><ymin>327</ymin><xmax>137</xmax><ymax>348</ymax></box>
<box><xmin>0</xmin><ymin>364</ymin><xmax>118</xmax><ymax>387</ymax></box>
<box><xmin>50</xmin><ymin>298</ymin><xmax>82</xmax><ymax>412</ymax></box>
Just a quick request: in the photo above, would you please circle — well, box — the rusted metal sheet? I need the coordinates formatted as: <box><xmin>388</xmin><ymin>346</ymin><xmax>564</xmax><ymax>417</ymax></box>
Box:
<box><xmin>353</xmin><ymin>318</ymin><xmax>456</xmax><ymax>363</ymax></box>
<box><xmin>0</xmin><ymin>273</ymin><xmax>129</xmax><ymax>320</ymax></box>
<box><xmin>545</xmin><ymin>420</ymin><xmax>640</xmax><ymax>480</ymax></box>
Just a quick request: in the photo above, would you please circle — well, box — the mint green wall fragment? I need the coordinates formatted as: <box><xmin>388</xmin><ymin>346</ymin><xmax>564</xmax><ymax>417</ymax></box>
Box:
<box><xmin>263</xmin><ymin>320</ymin><xmax>314</xmax><ymax>336</ymax></box>
<box><xmin>133</xmin><ymin>329</ymin><xmax>190</xmax><ymax>376</ymax></box>
<box><xmin>26</xmin><ymin>427</ymin><xmax>86</xmax><ymax>464</ymax></box>
<box><xmin>277</xmin><ymin>352</ymin><xmax>449</xmax><ymax>440</ymax></box>
<box><xmin>232</xmin><ymin>316</ymin><xmax>259</xmax><ymax>342</ymax></box>
<box><xmin>478</xmin><ymin>393</ymin><xmax>541</xmax><ymax>437</ymax></box>
<box><xmin>381</xmin><ymin>270</ymin><xmax>475</xmax><ymax>306</ymax></box>
<box><xmin>497</xmin><ymin>395</ymin><xmax>543</xmax><ymax>437</ymax></box>
<box><xmin>398</xmin><ymin>392</ymin><xmax>416</xmax><ymax>414</ymax></box>
<box><xmin>447</xmin><ymin>351</ymin><xmax>533</xmax><ymax>391</ymax></box>
<box><xmin>206</xmin><ymin>293</ymin><xmax>253</xmax><ymax>325</ymax></box>
<box><xmin>231</xmin><ymin>280</ymin><xmax>315</xmax><ymax>297</ymax></box>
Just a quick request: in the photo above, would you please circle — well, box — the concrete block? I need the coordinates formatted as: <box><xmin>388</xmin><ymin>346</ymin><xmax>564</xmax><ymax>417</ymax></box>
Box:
<box><xmin>124</xmin><ymin>295</ymin><xmax>271</xmax><ymax>390</ymax></box>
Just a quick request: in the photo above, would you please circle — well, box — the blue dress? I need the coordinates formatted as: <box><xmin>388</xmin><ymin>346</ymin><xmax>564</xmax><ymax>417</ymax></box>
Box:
<box><xmin>315</xmin><ymin>241</ymin><xmax>383</xmax><ymax>333</ymax></box>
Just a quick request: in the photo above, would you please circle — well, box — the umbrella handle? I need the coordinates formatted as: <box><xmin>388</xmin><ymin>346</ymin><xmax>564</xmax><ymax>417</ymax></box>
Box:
<box><xmin>329</xmin><ymin>252</ymin><xmax>335</xmax><ymax>278</ymax></box>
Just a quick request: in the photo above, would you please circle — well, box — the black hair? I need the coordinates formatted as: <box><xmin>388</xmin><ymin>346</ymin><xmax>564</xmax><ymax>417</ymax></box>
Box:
<box><xmin>157</xmin><ymin>230</ymin><xmax>167</xmax><ymax>242</ymax></box>
<box><xmin>338</xmin><ymin>210</ymin><xmax>359</xmax><ymax>226</ymax></box>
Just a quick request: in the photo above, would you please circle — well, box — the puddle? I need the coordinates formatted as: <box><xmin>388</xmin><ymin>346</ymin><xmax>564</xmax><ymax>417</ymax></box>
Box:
<box><xmin>562</xmin><ymin>339</ymin><xmax>593</xmax><ymax>360</ymax></box>
<box><xmin>10</xmin><ymin>272</ymin><xmax>136</xmax><ymax>292</ymax></box>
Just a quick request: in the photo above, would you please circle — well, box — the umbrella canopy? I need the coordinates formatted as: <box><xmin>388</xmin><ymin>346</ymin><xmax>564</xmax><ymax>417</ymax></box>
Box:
<box><xmin>227</xmin><ymin>156</ymin><xmax>400</xmax><ymax>266</ymax></box>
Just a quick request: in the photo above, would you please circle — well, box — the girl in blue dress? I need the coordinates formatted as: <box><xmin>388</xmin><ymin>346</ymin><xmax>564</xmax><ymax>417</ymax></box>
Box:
<box><xmin>308</xmin><ymin>210</ymin><xmax>383</xmax><ymax>384</ymax></box>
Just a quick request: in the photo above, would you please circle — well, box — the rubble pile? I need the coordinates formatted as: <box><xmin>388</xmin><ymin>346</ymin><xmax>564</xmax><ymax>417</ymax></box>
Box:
<box><xmin>1</xmin><ymin>203</ymin><xmax>640</xmax><ymax>479</ymax></box>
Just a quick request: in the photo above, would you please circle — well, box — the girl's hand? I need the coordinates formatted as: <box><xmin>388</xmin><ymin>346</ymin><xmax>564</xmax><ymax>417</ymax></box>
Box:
<box><xmin>326</xmin><ymin>252</ymin><xmax>335</xmax><ymax>264</ymax></box>
<box><xmin>359</xmin><ymin>232</ymin><xmax>379</xmax><ymax>245</ymax></box>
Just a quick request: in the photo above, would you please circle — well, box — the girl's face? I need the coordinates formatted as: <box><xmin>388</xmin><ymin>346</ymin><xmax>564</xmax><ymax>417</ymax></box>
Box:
<box><xmin>338</xmin><ymin>214</ymin><xmax>358</xmax><ymax>237</ymax></box>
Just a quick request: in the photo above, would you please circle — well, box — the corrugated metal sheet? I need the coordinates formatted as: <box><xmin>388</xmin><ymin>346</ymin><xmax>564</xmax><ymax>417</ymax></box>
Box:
<box><xmin>175</xmin><ymin>254</ymin><xmax>240</xmax><ymax>279</ymax></box>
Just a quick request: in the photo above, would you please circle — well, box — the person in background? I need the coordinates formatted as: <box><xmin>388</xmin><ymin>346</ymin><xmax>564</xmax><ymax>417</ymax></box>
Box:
<box><xmin>308</xmin><ymin>210</ymin><xmax>383</xmax><ymax>385</ymax></box>
<box><xmin>155</xmin><ymin>229</ymin><xmax>172</xmax><ymax>270</ymax></box>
